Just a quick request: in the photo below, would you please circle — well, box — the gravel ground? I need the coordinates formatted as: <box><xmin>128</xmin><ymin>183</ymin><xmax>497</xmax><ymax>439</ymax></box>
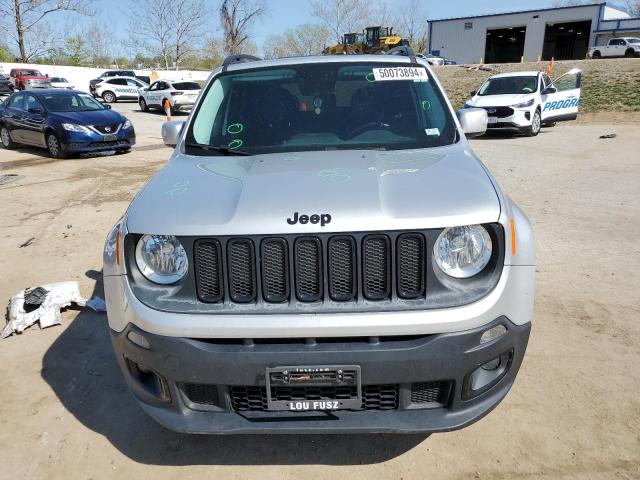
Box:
<box><xmin>0</xmin><ymin>102</ymin><xmax>638</xmax><ymax>480</ymax></box>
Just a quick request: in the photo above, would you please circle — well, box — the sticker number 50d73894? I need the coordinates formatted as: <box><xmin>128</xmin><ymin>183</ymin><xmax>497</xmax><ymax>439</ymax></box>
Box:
<box><xmin>373</xmin><ymin>67</ymin><xmax>429</xmax><ymax>81</ymax></box>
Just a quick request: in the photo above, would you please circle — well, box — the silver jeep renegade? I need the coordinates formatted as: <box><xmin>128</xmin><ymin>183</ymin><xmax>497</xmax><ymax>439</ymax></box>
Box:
<box><xmin>103</xmin><ymin>52</ymin><xmax>535</xmax><ymax>434</ymax></box>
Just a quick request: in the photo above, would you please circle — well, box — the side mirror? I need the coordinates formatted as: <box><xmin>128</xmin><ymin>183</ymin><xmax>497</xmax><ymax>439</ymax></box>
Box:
<box><xmin>456</xmin><ymin>108</ymin><xmax>487</xmax><ymax>138</ymax></box>
<box><xmin>162</xmin><ymin>120</ymin><xmax>185</xmax><ymax>146</ymax></box>
<box><xmin>542</xmin><ymin>86</ymin><xmax>557</xmax><ymax>95</ymax></box>
<box><xmin>103</xmin><ymin>104</ymin><xmax>112</xmax><ymax>110</ymax></box>
<box><xmin>469</xmin><ymin>90</ymin><xmax>477</xmax><ymax>96</ymax></box>
<box><xmin>28</xmin><ymin>108</ymin><xmax>44</xmax><ymax>115</ymax></box>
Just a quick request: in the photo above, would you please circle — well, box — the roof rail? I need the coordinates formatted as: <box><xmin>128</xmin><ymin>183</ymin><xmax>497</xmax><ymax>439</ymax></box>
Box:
<box><xmin>221</xmin><ymin>54</ymin><xmax>262</xmax><ymax>71</ymax></box>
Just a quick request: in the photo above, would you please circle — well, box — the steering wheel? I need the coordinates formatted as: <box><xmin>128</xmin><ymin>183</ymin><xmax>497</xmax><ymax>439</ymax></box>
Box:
<box><xmin>346</xmin><ymin>122</ymin><xmax>391</xmax><ymax>139</ymax></box>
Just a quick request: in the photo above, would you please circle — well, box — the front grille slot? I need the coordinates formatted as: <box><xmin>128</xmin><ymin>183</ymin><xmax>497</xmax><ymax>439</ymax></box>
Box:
<box><xmin>397</xmin><ymin>233</ymin><xmax>426</xmax><ymax>299</ymax></box>
<box><xmin>260</xmin><ymin>238</ymin><xmax>289</xmax><ymax>303</ymax></box>
<box><xmin>294</xmin><ymin>237</ymin><xmax>323</xmax><ymax>302</ymax></box>
<box><xmin>362</xmin><ymin>235</ymin><xmax>391</xmax><ymax>300</ymax></box>
<box><xmin>328</xmin><ymin>236</ymin><xmax>357</xmax><ymax>301</ymax></box>
<box><xmin>194</xmin><ymin>240</ymin><xmax>223</xmax><ymax>303</ymax></box>
<box><xmin>230</xmin><ymin>384</ymin><xmax>399</xmax><ymax>412</ymax></box>
<box><xmin>182</xmin><ymin>383</ymin><xmax>221</xmax><ymax>406</ymax></box>
<box><xmin>410</xmin><ymin>381</ymin><xmax>451</xmax><ymax>405</ymax></box>
<box><xmin>482</xmin><ymin>106</ymin><xmax>514</xmax><ymax>118</ymax></box>
<box><xmin>93</xmin><ymin>123</ymin><xmax>120</xmax><ymax>134</ymax></box>
<box><xmin>227</xmin><ymin>239</ymin><xmax>256</xmax><ymax>303</ymax></box>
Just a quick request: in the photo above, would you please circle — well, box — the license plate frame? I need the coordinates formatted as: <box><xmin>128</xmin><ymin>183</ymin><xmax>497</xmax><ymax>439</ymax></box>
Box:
<box><xmin>265</xmin><ymin>365</ymin><xmax>362</xmax><ymax>411</ymax></box>
<box><xmin>103</xmin><ymin>134</ymin><xmax>117</xmax><ymax>142</ymax></box>
<box><xmin>487</xmin><ymin>116</ymin><xmax>498</xmax><ymax>124</ymax></box>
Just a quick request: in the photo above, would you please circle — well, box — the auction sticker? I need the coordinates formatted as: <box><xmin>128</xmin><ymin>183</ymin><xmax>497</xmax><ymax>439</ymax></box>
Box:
<box><xmin>373</xmin><ymin>67</ymin><xmax>429</xmax><ymax>81</ymax></box>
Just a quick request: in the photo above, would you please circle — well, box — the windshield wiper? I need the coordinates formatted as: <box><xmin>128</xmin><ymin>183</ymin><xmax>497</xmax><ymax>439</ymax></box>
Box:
<box><xmin>184</xmin><ymin>143</ymin><xmax>253</xmax><ymax>156</ymax></box>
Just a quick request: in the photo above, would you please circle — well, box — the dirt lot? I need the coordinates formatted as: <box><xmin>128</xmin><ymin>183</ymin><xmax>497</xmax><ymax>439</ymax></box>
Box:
<box><xmin>0</xmin><ymin>102</ymin><xmax>639</xmax><ymax>480</ymax></box>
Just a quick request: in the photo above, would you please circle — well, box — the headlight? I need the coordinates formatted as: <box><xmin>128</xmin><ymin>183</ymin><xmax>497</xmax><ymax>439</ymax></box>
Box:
<box><xmin>434</xmin><ymin>225</ymin><xmax>492</xmax><ymax>278</ymax></box>
<box><xmin>122</xmin><ymin>118</ymin><xmax>132</xmax><ymax>129</ymax></box>
<box><xmin>512</xmin><ymin>98</ymin><xmax>534</xmax><ymax>109</ymax></box>
<box><xmin>135</xmin><ymin>234</ymin><xmax>188</xmax><ymax>284</ymax></box>
<box><xmin>61</xmin><ymin>123</ymin><xmax>91</xmax><ymax>133</ymax></box>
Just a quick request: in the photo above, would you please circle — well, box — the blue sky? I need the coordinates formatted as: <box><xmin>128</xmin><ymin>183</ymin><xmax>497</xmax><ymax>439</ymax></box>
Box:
<box><xmin>98</xmin><ymin>0</ymin><xmax>565</xmax><ymax>49</ymax></box>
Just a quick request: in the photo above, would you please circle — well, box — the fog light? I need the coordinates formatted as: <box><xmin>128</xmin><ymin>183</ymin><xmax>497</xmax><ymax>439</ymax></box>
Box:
<box><xmin>127</xmin><ymin>330</ymin><xmax>150</xmax><ymax>349</ymax></box>
<box><xmin>463</xmin><ymin>350</ymin><xmax>513</xmax><ymax>400</ymax></box>
<box><xmin>481</xmin><ymin>357</ymin><xmax>501</xmax><ymax>371</ymax></box>
<box><xmin>480</xmin><ymin>324</ymin><xmax>507</xmax><ymax>344</ymax></box>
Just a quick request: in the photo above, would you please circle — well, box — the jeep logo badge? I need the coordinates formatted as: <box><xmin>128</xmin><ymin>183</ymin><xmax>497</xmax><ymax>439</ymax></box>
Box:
<box><xmin>287</xmin><ymin>212</ymin><xmax>332</xmax><ymax>226</ymax></box>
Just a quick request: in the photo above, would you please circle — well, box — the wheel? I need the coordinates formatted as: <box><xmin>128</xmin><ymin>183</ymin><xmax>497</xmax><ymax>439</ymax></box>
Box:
<box><xmin>102</xmin><ymin>91</ymin><xmax>116</xmax><ymax>103</ymax></box>
<box><xmin>139</xmin><ymin>97</ymin><xmax>148</xmax><ymax>112</ymax></box>
<box><xmin>625</xmin><ymin>48</ymin><xmax>635</xmax><ymax>58</ymax></box>
<box><xmin>525</xmin><ymin>110</ymin><xmax>541</xmax><ymax>137</ymax></box>
<box><xmin>592</xmin><ymin>50</ymin><xmax>601</xmax><ymax>59</ymax></box>
<box><xmin>46</xmin><ymin>132</ymin><xmax>67</xmax><ymax>158</ymax></box>
<box><xmin>543</xmin><ymin>121</ymin><xmax>556</xmax><ymax>128</ymax></box>
<box><xmin>0</xmin><ymin>125</ymin><xmax>16</xmax><ymax>149</ymax></box>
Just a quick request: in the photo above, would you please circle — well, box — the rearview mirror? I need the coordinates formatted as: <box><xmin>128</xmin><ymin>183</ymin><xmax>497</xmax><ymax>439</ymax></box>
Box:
<box><xmin>456</xmin><ymin>108</ymin><xmax>487</xmax><ymax>138</ymax></box>
<box><xmin>162</xmin><ymin>120</ymin><xmax>185</xmax><ymax>147</ymax></box>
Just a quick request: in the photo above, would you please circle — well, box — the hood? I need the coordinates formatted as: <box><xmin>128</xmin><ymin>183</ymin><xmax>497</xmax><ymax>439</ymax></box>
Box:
<box><xmin>52</xmin><ymin>109</ymin><xmax>124</xmax><ymax>126</ymax></box>
<box><xmin>468</xmin><ymin>93</ymin><xmax>533</xmax><ymax>108</ymax></box>
<box><xmin>126</xmin><ymin>143</ymin><xmax>501</xmax><ymax>236</ymax></box>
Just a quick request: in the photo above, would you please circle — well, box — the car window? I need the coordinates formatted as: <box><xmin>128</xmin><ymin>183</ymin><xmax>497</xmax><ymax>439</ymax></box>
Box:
<box><xmin>127</xmin><ymin>79</ymin><xmax>141</xmax><ymax>87</ymax></box>
<box><xmin>627</xmin><ymin>38</ymin><xmax>640</xmax><ymax>44</ymax></box>
<box><xmin>109</xmin><ymin>78</ymin><xmax>127</xmax><ymax>85</ymax></box>
<box><xmin>478</xmin><ymin>76</ymin><xmax>537</xmax><ymax>95</ymax></box>
<box><xmin>187</xmin><ymin>62</ymin><xmax>457</xmax><ymax>155</ymax></box>
<box><xmin>25</xmin><ymin>95</ymin><xmax>42</xmax><ymax>111</ymax></box>
<box><xmin>8</xmin><ymin>93</ymin><xmax>24</xmax><ymax>110</ymax></box>
<box><xmin>172</xmin><ymin>82</ymin><xmax>200</xmax><ymax>90</ymax></box>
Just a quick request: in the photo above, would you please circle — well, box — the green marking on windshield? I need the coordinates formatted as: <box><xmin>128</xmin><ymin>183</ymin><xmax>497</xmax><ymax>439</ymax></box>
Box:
<box><xmin>421</xmin><ymin>100</ymin><xmax>431</xmax><ymax>110</ymax></box>
<box><xmin>228</xmin><ymin>139</ymin><xmax>244</xmax><ymax>150</ymax></box>
<box><xmin>227</xmin><ymin>123</ymin><xmax>244</xmax><ymax>134</ymax></box>
<box><xmin>365</xmin><ymin>72</ymin><xmax>375</xmax><ymax>83</ymax></box>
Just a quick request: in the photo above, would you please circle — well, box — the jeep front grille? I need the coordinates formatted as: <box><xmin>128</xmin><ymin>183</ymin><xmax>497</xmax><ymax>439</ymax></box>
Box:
<box><xmin>193</xmin><ymin>233</ymin><xmax>428</xmax><ymax>305</ymax></box>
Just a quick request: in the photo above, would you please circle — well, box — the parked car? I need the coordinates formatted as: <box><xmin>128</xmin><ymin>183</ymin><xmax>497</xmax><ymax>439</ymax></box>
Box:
<box><xmin>444</xmin><ymin>59</ymin><xmax>458</xmax><ymax>65</ymax></box>
<box><xmin>89</xmin><ymin>70</ymin><xmax>137</xmax><ymax>96</ymax></box>
<box><xmin>0</xmin><ymin>73</ymin><xmax>14</xmax><ymax>96</ymax></box>
<box><xmin>49</xmin><ymin>77</ymin><xmax>75</xmax><ymax>89</ymax></box>
<box><xmin>588</xmin><ymin>37</ymin><xmax>640</xmax><ymax>58</ymax></box>
<box><xmin>103</xmin><ymin>52</ymin><xmax>535</xmax><ymax>435</ymax></box>
<box><xmin>136</xmin><ymin>75</ymin><xmax>151</xmax><ymax>85</ymax></box>
<box><xmin>0</xmin><ymin>89</ymin><xmax>135</xmax><ymax>158</ymax></box>
<box><xmin>464</xmin><ymin>69</ymin><xmax>582</xmax><ymax>136</ymax></box>
<box><xmin>419</xmin><ymin>53</ymin><xmax>445</xmax><ymax>66</ymax></box>
<box><xmin>138</xmin><ymin>79</ymin><xmax>201</xmax><ymax>114</ymax></box>
<box><xmin>9</xmin><ymin>68</ymin><xmax>51</xmax><ymax>90</ymax></box>
<box><xmin>94</xmin><ymin>76</ymin><xmax>148</xmax><ymax>103</ymax></box>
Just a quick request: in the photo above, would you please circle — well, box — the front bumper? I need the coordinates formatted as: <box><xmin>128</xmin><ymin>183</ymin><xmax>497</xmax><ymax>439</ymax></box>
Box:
<box><xmin>111</xmin><ymin>317</ymin><xmax>530</xmax><ymax>434</ymax></box>
<box><xmin>487</xmin><ymin>108</ymin><xmax>533</xmax><ymax>131</ymax></box>
<box><xmin>61</xmin><ymin>128</ymin><xmax>136</xmax><ymax>153</ymax></box>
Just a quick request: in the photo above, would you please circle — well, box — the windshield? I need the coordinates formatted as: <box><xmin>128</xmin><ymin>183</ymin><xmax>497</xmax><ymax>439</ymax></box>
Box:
<box><xmin>186</xmin><ymin>62</ymin><xmax>456</xmax><ymax>155</ymax></box>
<box><xmin>479</xmin><ymin>76</ymin><xmax>538</xmax><ymax>95</ymax></box>
<box><xmin>41</xmin><ymin>92</ymin><xmax>105</xmax><ymax>112</ymax></box>
<box><xmin>50</xmin><ymin>77</ymin><xmax>67</xmax><ymax>82</ymax></box>
<box><xmin>172</xmin><ymin>81</ymin><xmax>200</xmax><ymax>90</ymax></box>
<box><xmin>627</xmin><ymin>38</ymin><xmax>640</xmax><ymax>44</ymax></box>
<box><xmin>22</xmin><ymin>70</ymin><xmax>43</xmax><ymax>77</ymax></box>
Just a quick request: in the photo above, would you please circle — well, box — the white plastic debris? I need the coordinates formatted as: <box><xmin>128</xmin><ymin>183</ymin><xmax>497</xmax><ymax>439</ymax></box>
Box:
<box><xmin>2</xmin><ymin>281</ymin><xmax>88</xmax><ymax>338</ymax></box>
<box><xmin>86</xmin><ymin>296</ymin><xmax>107</xmax><ymax>312</ymax></box>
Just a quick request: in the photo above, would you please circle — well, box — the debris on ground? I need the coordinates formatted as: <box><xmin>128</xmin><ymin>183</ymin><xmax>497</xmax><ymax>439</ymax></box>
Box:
<box><xmin>599</xmin><ymin>133</ymin><xmax>617</xmax><ymax>139</ymax></box>
<box><xmin>86</xmin><ymin>296</ymin><xmax>106</xmax><ymax>312</ymax></box>
<box><xmin>19</xmin><ymin>237</ymin><xmax>35</xmax><ymax>248</ymax></box>
<box><xmin>0</xmin><ymin>174</ymin><xmax>24</xmax><ymax>186</ymax></box>
<box><xmin>2</xmin><ymin>282</ymin><xmax>104</xmax><ymax>339</ymax></box>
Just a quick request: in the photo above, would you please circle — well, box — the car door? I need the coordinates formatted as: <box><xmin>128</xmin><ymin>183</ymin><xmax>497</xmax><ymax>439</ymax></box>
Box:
<box><xmin>4</xmin><ymin>93</ymin><xmax>26</xmax><ymax>142</ymax></box>
<box><xmin>541</xmin><ymin>69</ymin><xmax>582</xmax><ymax>123</ymax></box>
<box><xmin>22</xmin><ymin>94</ymin><xmax>47</xmax><ymax>146</ymax></box>
<box><xmin>146</xmin><ymin>82</ymin><xmax>165</xmax><ymax>107</ymax></box>
<box><xmin>125</xmin><ymin>78</ymin><xmax>144</xmax><ymax>99</ymax></box>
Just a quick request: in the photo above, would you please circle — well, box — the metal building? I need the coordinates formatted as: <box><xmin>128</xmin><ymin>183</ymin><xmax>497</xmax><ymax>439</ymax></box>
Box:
<box><xmin>428</xmin><ymin>3</ymin><xmax>639</xmax><ymax>64</ymax></box>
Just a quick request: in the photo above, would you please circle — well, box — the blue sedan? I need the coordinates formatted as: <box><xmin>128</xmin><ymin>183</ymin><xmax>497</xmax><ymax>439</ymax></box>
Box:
<box><xmin>0</xmin><ymin>89</ymin><xmax>135</xmax><ymax>158</ymax></box>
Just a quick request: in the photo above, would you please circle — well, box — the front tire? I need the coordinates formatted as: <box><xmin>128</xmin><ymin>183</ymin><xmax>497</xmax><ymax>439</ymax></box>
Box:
<box><xmin>102</xmin><ymin>91</ymin><xmax>116</xmax><ymax>103</ymax></box>
<box><xmin>139</xmin><ymin>97</ymin><xmax>148</xmax><ymax>112</ymax></box>
<box><xmin>525</xmin><ymin>110</ymin><xmax>541</xmax><ymax>137</ymax></box>
<box><xmin>625</xmin><ymin>48</ymin><xmax>635</xmax><ymax>58</ymax></box>
<box><xmin>46</xmin><ymin>132</ymin><xmax>67</xmax><ymax>159</ymax></box>
<box><xmin>0</xmin><ymin>125</ymin><xmax>16</xmax><ymax>149</ymax></box>
<box><xmin>592</xmin><ymin>50</ymin><xmax>601</xmax><ymax>59</ymax></box>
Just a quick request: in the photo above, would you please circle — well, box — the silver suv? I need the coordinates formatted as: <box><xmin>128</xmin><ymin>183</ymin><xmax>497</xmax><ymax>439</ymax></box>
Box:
<box><xmin>103</xmin><ymin>52</ymin><xmax>535</xmax><ymax>434</ymax></box>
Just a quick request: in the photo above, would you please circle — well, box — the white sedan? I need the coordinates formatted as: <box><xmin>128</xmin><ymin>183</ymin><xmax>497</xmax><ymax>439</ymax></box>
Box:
<box><xmin>94</xmin><ymin>76</ymin><xmax>148</xmax><ymax>103</ymax></box>
<box><xmin>138</xmin><ymin>80</ymin><xmax>201</xmax><ymax>114</ymax></box>
<box><xmin>49</xmin><ymin>77</ymin><xmax>75</xmax><ymax>89</ymax></box>
<box><xmin>464</xmin><ymin>69</ymin><xmax>582</xmax><ymax>137</ymax></box>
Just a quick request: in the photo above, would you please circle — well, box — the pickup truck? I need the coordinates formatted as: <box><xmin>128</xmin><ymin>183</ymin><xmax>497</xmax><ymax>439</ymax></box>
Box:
<box><xmin>9</xmin><ymin>68</ymin><xmax>52</xmax><ymax>90</ymax></box>
<box><xmin>588</xmin><ymin>37</ymin><xmax>640</xmax><ymax>58</ymax></box>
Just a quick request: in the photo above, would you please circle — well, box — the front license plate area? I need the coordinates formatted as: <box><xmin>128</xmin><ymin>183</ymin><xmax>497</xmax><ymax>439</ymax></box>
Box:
<box><xmin>488</xmin><ymin>116</ymin><xmax>498</xmax><ymax>124</ymax></box>
<box><xmin>266</xmin><ymin>365</ymin><xmax>362</xmax><ymax>411</ymax></box>
<box><xmin>103</xmin><ymin>134</ymin><xmax>117</xmax><ymax>141</ymax></box>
